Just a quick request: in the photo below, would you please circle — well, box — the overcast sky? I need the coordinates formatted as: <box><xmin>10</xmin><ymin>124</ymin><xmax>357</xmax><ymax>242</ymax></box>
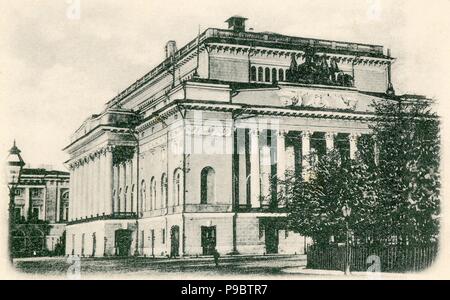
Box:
<box><xmin>1</xmin><ymin>0</ymin><xmax>449</xmax><ymax>170</ymax></box>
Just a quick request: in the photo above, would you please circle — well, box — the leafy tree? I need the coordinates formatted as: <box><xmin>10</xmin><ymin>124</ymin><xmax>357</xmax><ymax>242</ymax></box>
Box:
<box><xmin>367</xmin><ymin>98</ymin><xmax>440</xmax><ymax>245</ymax></box>
<box><xmin>283</xmin><ymin>151</ymin><xmax>378</xmax><ymax>245</ymax></box>
<box><xmin>283</xmin><ymin>97</ymin><xmax>440</xmax><ymax>246</ymax></box>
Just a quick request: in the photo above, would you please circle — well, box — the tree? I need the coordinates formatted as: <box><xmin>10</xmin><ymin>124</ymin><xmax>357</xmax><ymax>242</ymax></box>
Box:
<box><xmin>284</xmin><ymin>96</ymin><xmax>440</xmax><ymax>247</ymax></box>
<box><xmin>367</xmin><ymin>97</ymin><xmax>440</xmax><ymax>245</ymax></box>
<box><xmin>284</xmin><ymin>151</ymin><xmax>378</xmax><ymax>245</ymax></box>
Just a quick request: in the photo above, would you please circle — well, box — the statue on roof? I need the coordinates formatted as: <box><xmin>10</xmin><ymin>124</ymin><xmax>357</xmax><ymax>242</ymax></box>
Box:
<box><xmin>286</xmin><ymin>48</ymin><xmax>354</xmax><ymax>87</ymax></box>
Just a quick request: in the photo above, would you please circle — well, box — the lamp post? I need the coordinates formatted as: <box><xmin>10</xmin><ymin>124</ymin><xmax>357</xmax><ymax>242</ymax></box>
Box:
<box><xmin>5</xmin><ymin>140</ymin><xmax>25</xmax><ymax>263</ymax></box>
<box><xmin>342</xmin><ymin>204</ymin><xmax>352</xmax><ymax>275</ymax></box>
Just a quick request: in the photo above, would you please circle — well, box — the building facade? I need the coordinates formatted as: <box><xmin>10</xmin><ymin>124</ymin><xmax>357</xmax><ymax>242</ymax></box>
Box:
<box><xmin>11</xmin><ymin>152</ymin><xmax>70</xmax><ymax>256</ymax></box>
<box><xmin>64</xmin><ymin>16</ymin><xmax>395</xmax><ymax>257</ymax></box>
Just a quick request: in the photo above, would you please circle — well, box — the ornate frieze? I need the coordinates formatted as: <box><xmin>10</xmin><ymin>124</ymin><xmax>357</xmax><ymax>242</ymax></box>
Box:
<box><xmin>279</xmin><ymin>88</ymin><xmax>359</xmax><ymax>111</ymax></box>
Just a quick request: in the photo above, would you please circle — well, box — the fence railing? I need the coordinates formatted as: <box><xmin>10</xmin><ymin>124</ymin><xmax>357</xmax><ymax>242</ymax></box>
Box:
<box><xmin>306</xmin><ymin>243</ymin><xmax>438</xmax><ymax>273</ymax></box>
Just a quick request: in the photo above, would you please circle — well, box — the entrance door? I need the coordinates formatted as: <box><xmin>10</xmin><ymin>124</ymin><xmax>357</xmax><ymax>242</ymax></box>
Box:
<box><xmin>201</xmin><ymin>226</ymin><xmax>216</xmax><ymax>255</ymax></box>
<box><xmin>265</xmin><ymin>227</ymin><xmax>279</xmax><ymax>254</ymax></box>
<box><xmin>170</xmin><ymin>226</ymin><xmax>180</xmax><ymax>257</ymax></box>
<box><xmin>115</xmin><ymin>229</ymin><xmax>132</xmax><ymax>256</ymax></box>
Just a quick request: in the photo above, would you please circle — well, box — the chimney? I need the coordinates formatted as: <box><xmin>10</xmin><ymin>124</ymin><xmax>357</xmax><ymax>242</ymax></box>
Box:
<box><xmin>165</xmin><ymin>40</ymin><xmax>177</xmax><ymax>59</ymax></box>
<box><xmin>225</xmin><ymin>15</ymin><xmax>248</xmax><ymax>32</ymax></box>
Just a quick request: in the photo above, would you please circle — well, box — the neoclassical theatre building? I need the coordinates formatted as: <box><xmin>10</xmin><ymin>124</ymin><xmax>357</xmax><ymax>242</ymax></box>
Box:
<box><xmin>65</xmin><ymin>16</ymin><xmax>396</xmax><ymax>257</ymax></box>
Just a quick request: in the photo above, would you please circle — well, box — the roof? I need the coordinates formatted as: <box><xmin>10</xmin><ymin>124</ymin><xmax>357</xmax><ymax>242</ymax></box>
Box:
<box><xmin>21</xmin><ymin>168</ymin><xmax>69</xmax><ymax>177</ymax></box>
<box><xmin>106</xmin><ymin>26</ymin><xmax>388</xmax><ymax>109</ymax></box>
<box><xmin>225</xmin><ymin>15</ymin><xmax>248</xmax><ymax>22</ymax></box>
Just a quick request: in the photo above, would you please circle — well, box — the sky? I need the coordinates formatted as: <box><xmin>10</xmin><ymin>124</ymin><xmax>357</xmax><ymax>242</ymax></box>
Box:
<box><xmin>1</xmin><ymin>0</ymin><xmax>450</xmax><ymax>171</ymax></box>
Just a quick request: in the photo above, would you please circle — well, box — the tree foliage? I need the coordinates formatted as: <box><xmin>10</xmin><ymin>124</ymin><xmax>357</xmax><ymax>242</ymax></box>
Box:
<box><xmin>284</xmin><ymin>97</ymin><xmax>440</xmax><ymax>246</ymax></box>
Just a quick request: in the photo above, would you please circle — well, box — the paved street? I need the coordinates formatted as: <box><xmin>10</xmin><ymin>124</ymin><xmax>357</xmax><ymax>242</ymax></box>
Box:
<box><xmin>13</xmin><ymin>254</ymin><xmax>309</xmax><ymax>279</ymax></box>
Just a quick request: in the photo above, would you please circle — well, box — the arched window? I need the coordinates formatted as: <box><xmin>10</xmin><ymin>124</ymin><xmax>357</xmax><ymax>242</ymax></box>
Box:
<box><xmin>140</xmin><ymin>180</ymin><xmax>146</xmax><ymax>212</ymax></box>
<box><xmin>130</xmin><ymin>185</ymin><xmax>135</xmax><ymax>213</ymax></box>
<box><xmin>150</xmin><ymin>177</ymin><xmax>156</xmax><ymax>210</ymax></box>
<box><xmin>279</xmin><ymin>68</ymin><xmax>284</xmax><ymax>82</ymax></box>
<box><xmin>265</xmin><ymin>67</ymin><xmax>270</xmax><ymax>82</ymax></box>
<box><xmin>272</xmin><ymin>68</ymin><xmax>277</xmax><ymax>82</ymax></box>
<box><xmin>250</xmin><ymin>66</ymin><xmax>257</xmax><ymax>81</ymax></box>
<box><xmin>124</xmin><ymin>186</ymin><xmax>128</xmax><ymax>212</ymax></box>
<box><xmin>200</xmin><ymin>167</ymin><xmax>215</xmax><ymax>204</ymax></box>
<box><xmin>161</xmin><ymin>173</ymin><xmax>168</xmax><ymax>208</ymax></box>
<box><xmin>257</xmin><ymin>67</ymin><xmax>263</xmax><ymax>82</ymax></box>
<box><xmin>118</xmin><ymin>188</ymin><xmax>122</xmax><ymax>213</ymax></box>
<box><xmin>173</xmin><ymin>168</ymin><xmax>183</xmax><ymax>206</ymax></box>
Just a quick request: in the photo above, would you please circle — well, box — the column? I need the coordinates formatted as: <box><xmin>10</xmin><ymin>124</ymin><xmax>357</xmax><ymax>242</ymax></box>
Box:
<box><xmin>250</xmin><ymin>128</ymin><xmax>260</xmax><ymax>208</ymax></box>
<box><xmin>93</xmin><ymin>156</ymin><xmax>98</xmax><ymax>216</ymax></box>
<box><xmin>99</xmin><ymin>151</ymin><xmax>105</xmax><ymax>215</ymax></box>
<box><xmin>276</xmin><ymin>130</ymin><xmax>286</xmax><ymax>196</ymax></box>
<box><xmin>97</xmin><ymin>154</ymin><xmax>102</xmax><ymax>216</ymax></box>
<box><xmin>105</xmin><ymin>147</ymin><xmax>113</xmax><ymax>215</ymax></box>
<box><xmin>83</xmin><ymin>159</ymin><xmax>88</xmax><ymax>219</ymax></box>
<box><xmin>325</xmin><ymin>132</ymin><xmax>336</xmax><ymax>152</ymax></box>
<box><xmin>76</xmin><ymin>162</ymin><xmax>81</xmax><ymax>220</ymax></box>
<box><xmin>69</xmin><ymin>166</ymin><xmax>75</xmax><ymax>221</ymax></box>
<box><xmin>260</xmin><ymin>145</ymin><xmax>271</xmax><ymax>203</ymax></box>
<box><xmin>237</xmin><ymin>128</ymin><xmax>247</xmax><ymax>206</ymax></box>
<box><xmin>88</xmin><ymin>157</ymin><xmax>93</xmax><ymax>218</ymax></box>
<box><xmin>301</xmin><ymin>131</ymin><xmax>312</xmax><ymax>180</ymax></box>
<box><xmin>349</xmin><ymin>133</ymin><xmax>359</xmax><ymax>160</ymax></box>
<box><xmin>74</xmin><ymin>164</ymin><xmax>79</xmax><ymax>220</ymax></box>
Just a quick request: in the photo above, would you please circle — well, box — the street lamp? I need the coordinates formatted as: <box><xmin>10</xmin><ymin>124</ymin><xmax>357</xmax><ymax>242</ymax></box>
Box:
<box><xmin>341</xmin><ymin>204</ymin><xmax>352</xmax><ymax>275</ymax></box>
<box><xmin>5</xmin><ymin>140</ymin><xmax>25</xmax><ymax>262</ymax></box>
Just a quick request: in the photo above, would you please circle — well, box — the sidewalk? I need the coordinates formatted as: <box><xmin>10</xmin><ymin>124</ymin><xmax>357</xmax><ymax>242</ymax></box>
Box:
<box><xmin>282</xmin><ymin>266</ymin><xmax>419</xmax><ymax>279</ymax></box>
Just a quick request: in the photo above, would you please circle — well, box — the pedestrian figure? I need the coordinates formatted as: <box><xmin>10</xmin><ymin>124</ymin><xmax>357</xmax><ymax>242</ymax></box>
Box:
<box><xmin>212</xmin><ymin>247</ymin><xmax>220</xmax><ymax>267</ymax></box>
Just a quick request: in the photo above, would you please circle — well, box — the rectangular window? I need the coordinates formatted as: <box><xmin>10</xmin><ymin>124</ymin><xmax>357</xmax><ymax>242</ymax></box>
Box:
<box><xmin>32</xmin><ymin>207</ymin><xmax>40</xmax><ymax>220</ymax></box>
<box><xmin>162</xmin><ymin>229</ymin><xmax>165</xmax><ymax>244</ymax></box>
<box><xmin>14</xmin><ymin>208</ymin><xmax>21</xmax><ymax>220</ymax></box>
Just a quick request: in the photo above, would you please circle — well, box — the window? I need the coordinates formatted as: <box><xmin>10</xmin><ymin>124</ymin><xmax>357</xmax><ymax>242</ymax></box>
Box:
<box><xmin>200</xmin><ymin>167</ymin><xmax>215</xmax><ymax>204</ymax></box>
<box><xmin>161</xmin><ymin>173</ymin><xmax>168</xmax><ymax>208</ymax></box>
<box><xmin>149</xmin><ymin>177</ymin><xmax>156</xmax><ymax>210</ymax></box>
<box><xmin>130</xmin><ymin>185</ymin><xmax>135</xmax><ymax>213</ymax></box>
<box><xmin>257</xmin><ymin>67</ymin><xmax>263</xmax><ymax>82</ymax></box>
<box><xmin>64</xmin><ymin>207</ymin><xmax>69</xmax><ymax>221</ymax></box>
<box><xmin>118</xmin><ymin>188</ymin><xmax>122</xmax><ymax>213</ymax></box>
<box><xmin>265</xmin><ymin>67</ymin><xmax>270</xmax><ymax>82</ymax></box>
<box><xmin>140</xmin><ymin>180</ymin><xmax>146</xmax><ymax>212</ymax></box>
<box><xmin>162</xmin><ymin>229</ymin><xmax>166</xmax><ymax>244</ymax></box>
<box><xmin>32</xmin><ymin>207</ymin><xmax>40</xmax><ymax>220</ymax></box>
<box><xmin>279</xmin><ymin>68</ymin><xmax>284</xmax><ymax>81</ymax></box>
<box><xmin>124</xmin><ymin>186</ymin><xmax>128</xmax><ymax>212</ymax></box>
<box><xmin>272</xmin><ymin>68</ymin><xmax>277</xmax><ymax>82</ymax></box>
<box><xmin>173</xmin><ymin>169</ymin><xmax>183</xmax><ymax>206</ymax></box>
<box><xmin>14</xmin><ymin>188</ymin><xmax>23</xmax><ymax>196</ymax></box>
<box><xmin>250</xmin><ymin>66</ymin><xmax>257</xmax><ymax>81</ymax></box>
<box><xmin>81</xmin><ymin>233</ymin><xmax>85</xmax><ymax>256</ymax></box>
<box><xmin>14</xmin><ymin>208</ymin><xmax>21</xmax><ymax>220</ymax></box>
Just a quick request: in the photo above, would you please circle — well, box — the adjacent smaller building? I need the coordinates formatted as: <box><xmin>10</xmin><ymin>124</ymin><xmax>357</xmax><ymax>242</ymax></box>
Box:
<box><xmin>10</xmin><ymin>143</ymin><xmax>70</xmax><ymax>257</ymax></box>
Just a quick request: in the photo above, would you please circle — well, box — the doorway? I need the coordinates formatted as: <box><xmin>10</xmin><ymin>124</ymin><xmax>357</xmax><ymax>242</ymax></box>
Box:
<box><xmin>170</xmin><ymin>226</ymin><xmax>180</xmax><ymax>257</ymax></box>
<box><xmin>265</xmin><ymin>227</ymin><xmax>279</xmax><ymax>254</ymax></box>
<box><xmin>201</xmin><ymin>226</ymin><xmax>216</xmax><ymax>255</ymax></box>
<box><xmin>115</xmin><ymin>229</ymin><xmax>132</xmax><ymax>256</ymax></box>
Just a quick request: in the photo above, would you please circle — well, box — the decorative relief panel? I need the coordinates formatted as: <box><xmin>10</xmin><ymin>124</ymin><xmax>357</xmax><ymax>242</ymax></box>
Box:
<box><xmin>279</xmin><ymin>89</ymin><xmax>359</xmax><ymax>111</ymax></box>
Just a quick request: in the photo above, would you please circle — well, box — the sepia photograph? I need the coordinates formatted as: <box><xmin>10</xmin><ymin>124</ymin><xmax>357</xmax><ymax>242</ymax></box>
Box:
<box><xmin>1</xmin><ymin>0</ymin><xmax>449</xmax><ymax>284</ymax></box>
